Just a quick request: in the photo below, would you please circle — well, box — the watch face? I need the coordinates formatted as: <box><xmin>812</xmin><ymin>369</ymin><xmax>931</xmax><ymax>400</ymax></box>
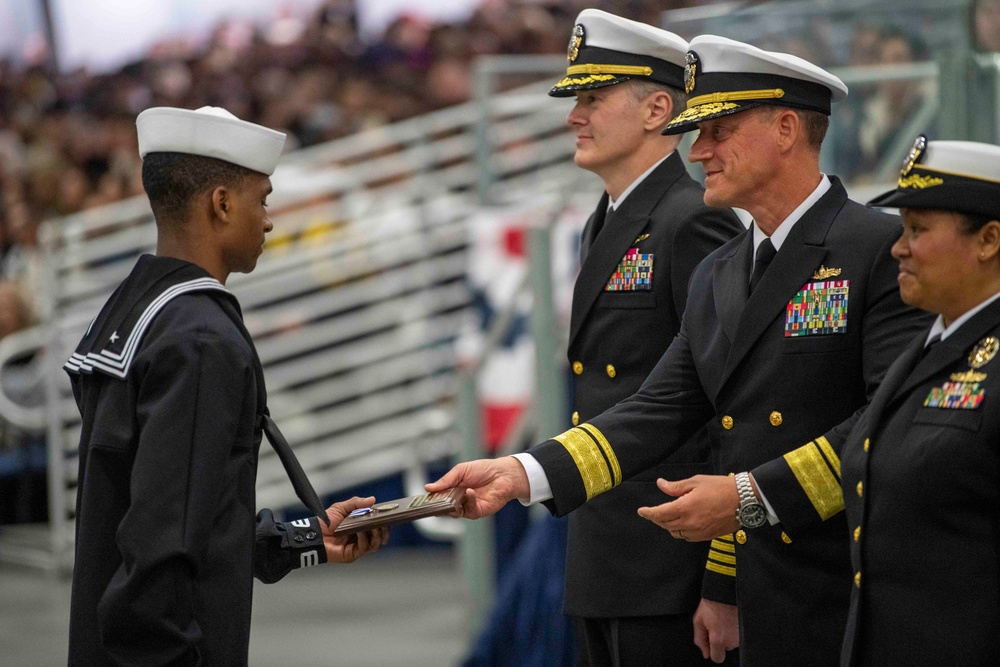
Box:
<box><xmin>739</xmin><ymin>504</ymin><xmax>767</xmax><ymax>529</ymax></box>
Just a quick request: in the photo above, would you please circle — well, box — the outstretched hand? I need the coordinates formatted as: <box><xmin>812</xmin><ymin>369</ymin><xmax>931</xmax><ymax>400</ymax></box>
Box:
<box><xmin>637</xmin><ymin>475</ymin><xmax>741</xmax><ymax>541</ymax></box>
<box><xmin>425</xmin><ymin>457</ymin><xmax>530</xmax><ymax>519</ymax></box>
<box><xmin>322</xmin><ymin>496</ymin><xmax>390</xmax><ymax>563</ymax></box>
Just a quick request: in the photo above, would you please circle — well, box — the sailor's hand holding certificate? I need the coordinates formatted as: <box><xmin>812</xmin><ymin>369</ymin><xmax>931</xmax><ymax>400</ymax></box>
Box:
<box><xmin>332</xmin><ymin>487</ymin><xmax>468</xmax><ymax>536</ymax></box>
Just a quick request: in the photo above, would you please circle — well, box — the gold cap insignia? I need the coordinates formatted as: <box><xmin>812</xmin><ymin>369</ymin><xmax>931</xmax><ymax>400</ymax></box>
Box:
<box><xmin>684</xmin><ymin>52</ymin><xmax>699</xmax><ymax>94</ymax></box>
<box><xmin>968</xmin><ymin>336</ymin><xmax>999</xmax><ymax>369</ymax></box>
<box><xmin>567</xmin><ymin>24</ymin><xmax>584</xmax><ymax>63</ymax></box>
<box><xmin>901</xmin><ymin>134</ymin><xmax>927</xmax><ymax>177</ymax></box>
<box><xmin>812</xmin><ymin>265</ymin><xmax>842</xmax><ymax>280</ymax></box>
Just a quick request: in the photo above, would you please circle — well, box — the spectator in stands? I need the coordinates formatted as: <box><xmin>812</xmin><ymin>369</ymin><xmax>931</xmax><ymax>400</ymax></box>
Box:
<box><xmin>856</xmin><ymin>28</ymin><xmax>933</xmax><ymax>174</ymax></box>
<box><xmin>0</xmin><ymin>279</ymin><xmax>45</xmax><ymax>526</ymax></box>
<box><xmin>974</xmin><ymin>0</ymin><xmax>1000</xmax><ymax>52</ymax></box>
<box><xmin>0</xmin><ymin>197</ymin><xmax>42</xmax><ymax>307</ymax></box>
<box><xmin>833</xmin><ymin>26</ymin><xmax>934</xmax><ymax>181</ymax></box>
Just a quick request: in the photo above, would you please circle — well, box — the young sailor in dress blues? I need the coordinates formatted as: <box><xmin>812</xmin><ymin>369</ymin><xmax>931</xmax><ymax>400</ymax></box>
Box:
<box><xmin>66</xmin><ymin>106</ymin><xmax>387</xmax><ymax>667</ymax></box>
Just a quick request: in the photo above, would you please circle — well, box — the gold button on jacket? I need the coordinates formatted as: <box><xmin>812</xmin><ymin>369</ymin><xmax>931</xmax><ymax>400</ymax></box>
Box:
<box><xmin>856</xmin><ymin>481</ymin><xmax>864</xmax><ymax>497</ymax></box>
<box><xmin>735</xmin><ymin>530</ymin><xmax>747</xmax><ymax>544</ymax></box>
<box><xmin>863</xmin><ymin>437</ymin><xmax>870</xmax><ymax>452</ymax></box>
<box><xmin>769</xmin><ymin>411</ymin><xmax>783</xmax><ymax>426</ymax></box>
<box><xmin>606</xmin><ymin>364</ymin><xmax>616</xmax><ymax>378</ymax></box>
<box><xmin>573</xmin><ymin>361</ymin><xmax>584</xmax><ymax>375</ymax></box>
<box><xmin>722</xmin><ymin>416</ymin><xmax>734</xmax><ymax>430</ymax></box>
<box><xmin>571</xmin><ymin>411</ymin><xmax>579</xmax><ymax>426</ymax></box>
<box><xmin>853</xmin><ymin>526</ymin><xmax>861</xmax><ymax>542</ymax></box>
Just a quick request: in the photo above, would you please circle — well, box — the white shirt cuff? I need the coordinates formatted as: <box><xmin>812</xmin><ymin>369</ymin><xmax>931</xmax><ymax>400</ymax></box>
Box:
<box><xmin>753</xmin><ymin>482</ymin><xmax>781</xmax><ymax>525</ymax></box>
<box><xmin>510</xmin><ymin>453</ymin><xmax>553</xmax><ymax>505</ymax></box>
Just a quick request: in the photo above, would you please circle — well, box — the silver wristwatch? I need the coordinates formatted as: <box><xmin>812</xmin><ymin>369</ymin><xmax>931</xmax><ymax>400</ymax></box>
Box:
<box><xmin>735</xmin><ymin>472</ymin><xmax>767</xmax><ymax>529</ymax></box>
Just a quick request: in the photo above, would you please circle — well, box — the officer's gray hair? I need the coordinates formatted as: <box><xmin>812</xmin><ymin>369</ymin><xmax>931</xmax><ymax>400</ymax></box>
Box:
<box><xmin>756</xmin><ymin>105</ymin><xmax>829</xmax><ymax>149</ymax></box>
<box><xmin>625</xmin><ymin>79</ymin><xmax>686</xmax><ymax>123</ymax></box>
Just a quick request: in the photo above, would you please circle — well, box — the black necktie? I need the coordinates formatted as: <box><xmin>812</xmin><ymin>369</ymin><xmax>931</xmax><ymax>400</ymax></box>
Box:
<box><xmin>603</xmin><ymin>205</ymin><xmax>615</xmax><ymax>229</ymax></box>
<box><xmin>750</xmin><ymin>238</ymin><xmax>777</xmax><ymax>293</ymax></box>
<box><xmin>921</xmin><ymin>333</ymin><xmax>942</xmax><ymax>359</ymax></box>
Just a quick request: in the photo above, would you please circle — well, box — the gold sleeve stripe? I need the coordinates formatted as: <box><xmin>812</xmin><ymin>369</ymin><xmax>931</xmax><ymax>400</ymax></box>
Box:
<box><xmin>551</xmin><ymin>428</ymin><xmax>614</xmax><ymax>500</ymax></box>
<box><xmin>706</xmin><ymin>561</ymin><xmax>737</xmax><ymax>577</ymax></box>
<box><xmin>708</xmin><ymin>552</ymin><xmax>737</xmax><ymax>565</ymax></box>
<box><xmin>815</xmin><ymin>435</ymin><xmax>841</xmax><ymax>479</ymax></box>
<box><xmin>784</xmin><ymin>442</ymin><xmax>844</xmax><ymax>520</ymax></box>
<box><xmin>579</xmin><ymin>423</ymin><xmax>622</xmax><ymax>486</ymax></box>
<box><xmin>715</xmin><ymin>533</ymin><xmax>734</xmax><ymax>542</ymax></box>
<box><xmin>710</xmin><ymin>539</ymin><xmax>735</xmax><ymax>554</ymax></box>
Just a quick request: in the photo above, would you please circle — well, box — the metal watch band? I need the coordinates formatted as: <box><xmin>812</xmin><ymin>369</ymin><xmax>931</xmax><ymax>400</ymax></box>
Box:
<box><xmin>735</xmin><ymin>471</ymin><xmax>766</xmax><ymax>528</ymax></box>
<box><xmin>735</xmin><ymin>471</ymin><xmax>756</xmax><ymax>506</ymax></box>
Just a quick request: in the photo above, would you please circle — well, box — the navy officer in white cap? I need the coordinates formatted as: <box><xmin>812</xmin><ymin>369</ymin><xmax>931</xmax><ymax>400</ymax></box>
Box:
<box><xmin>548</xmin><ymin>10</ymin><xmax>741</xmax><ymax>667</ymax></box>
<box><xmin>66</xmin><ymin>106</ymin><xmax>388</xmax><ymax>666</ymax></box>
<box><xmin>832</xmin><ymin>138</ymin><xmax>1000</xmax><ymax>665</ymax></box>
<box><xmin>426</xmin><ymin>35</ymin><xmax>931</xmax><ymax>666</ymax></box>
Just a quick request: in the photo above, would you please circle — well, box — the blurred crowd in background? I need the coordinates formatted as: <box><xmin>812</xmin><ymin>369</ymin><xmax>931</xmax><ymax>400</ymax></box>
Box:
<box><xmin>3</xmin><ymin>0</ymin><xmax>985</xmax><ymax>241</ymax></box>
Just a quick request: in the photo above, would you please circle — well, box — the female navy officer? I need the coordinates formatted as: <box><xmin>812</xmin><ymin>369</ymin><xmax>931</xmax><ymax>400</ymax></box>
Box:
<box><xmin>839</xmin><ymin>137</ymin><xmax>1000</xmax><ymax>665</ymax></box>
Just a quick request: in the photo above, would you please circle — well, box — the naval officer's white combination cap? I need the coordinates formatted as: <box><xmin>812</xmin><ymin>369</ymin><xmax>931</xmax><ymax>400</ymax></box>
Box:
<box><xmin>662</xmin><ymin>34</ymin><xmax>848</xmax><ymax>135</ymax></box>
<box><xmin>868</xmin><ymin>135</ymin><xmax>1000</xmax><ymax>220</ymax></box>
<box><xmin>136</xmin><ymin>106</ymin><xmax>286</xmax><ymax>175</ymax></box>
<box><xmin>549</xmin><ymin>9</ymin><xmax>688</xmax><ymax>97</ymax></box>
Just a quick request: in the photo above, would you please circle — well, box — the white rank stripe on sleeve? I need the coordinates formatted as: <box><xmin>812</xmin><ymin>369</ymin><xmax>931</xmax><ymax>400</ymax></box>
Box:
<box><xmin>299</xmin><ymin>550</ymin><xmax>320</xmax><ymax>568</ymax></box>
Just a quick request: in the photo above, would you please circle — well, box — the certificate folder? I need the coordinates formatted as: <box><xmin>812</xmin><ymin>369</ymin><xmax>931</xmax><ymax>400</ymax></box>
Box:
<box><xmin>333</xmin><ymin>487</ymin><xmax>466</xmax><ymax>536</ymax></box>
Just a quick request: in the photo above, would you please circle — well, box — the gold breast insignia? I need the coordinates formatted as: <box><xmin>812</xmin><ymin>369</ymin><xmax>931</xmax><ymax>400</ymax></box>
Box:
<box><xmin>634</xmin><ymin>233</ymin><xmax>650</xmax><ymax>243</ymax></box>
<box><xmin>968</xmin><ymin>337</ymin><xmax>999</xmax><ymax>369</ymax></box>
<box><xmin>951</xmin><ymin>370</ymin><xmax>987</xmax><ymax>382</ymax></box>
<box><xmin>811</xmin><ymin>265</ymin><xmax>842</xmax><ymax>280</ymax></box>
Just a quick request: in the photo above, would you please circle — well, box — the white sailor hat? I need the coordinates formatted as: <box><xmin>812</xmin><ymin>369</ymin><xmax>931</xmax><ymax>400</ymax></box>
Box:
<box><xmin>548</xmin><ymin>9</ymin><xmax>688</xmax><ymax>97</ymax></box>
<box><xmin>662</xmin><ymin>35</ymin><xmax>848</xmax><ymax>135</ymax></box>
<box><xmin>136</xmin><ymin>106</ymin><xmax>286</xmax><ymax>176</ymax></box>
<box><xmin>868</xmin><ymin>135</ymin><xmax>1000</xmax><ymax>219</ymax></box>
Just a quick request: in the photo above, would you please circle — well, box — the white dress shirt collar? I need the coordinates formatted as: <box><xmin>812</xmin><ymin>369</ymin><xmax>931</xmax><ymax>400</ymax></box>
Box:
<box><xmin>752</xmin><ymin>174</ymin><xmax>832</xmax><ymax>255</ymax></box>
<box><xmin>608</xmin><ymin>151</ymin><xmax>673</xmax><ymax>212</ymax></box>
<box><xmin>924</xmin><ymin>289</ymin><xmax>1000</xmax><ymax>346</ymax></box>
